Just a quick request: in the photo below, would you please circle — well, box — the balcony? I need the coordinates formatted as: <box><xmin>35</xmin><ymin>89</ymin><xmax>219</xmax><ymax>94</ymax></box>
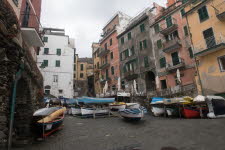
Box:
<box><xmin>166</xmin><ymin>57</ymin><xmax>185</xmax><ymax>72</ymax></box>
<box><xmin>100</xmin><ymin>77</ymin><xmax>111</xmax><ymax>84</ymax></box>
<box><xmin>98</xmin><ymin>48</ymin><xmax>110</xmax><ymax>57</ymax></box>
<box><xmin>160</xmin><ymin>18</ymin><xmax>178</xmax><ymax>35</ymax></box>
<box><xmin>163</xmin><ymin>38</ymin><xmax>181</xmax><ymax>53</ymax></box>
<box><xmin>215</xmin><ymin>1</ymin><xmax>225</xmax><ymax>21</ymax></box>
<box><xmin>124</xmin><ymin>71</ymin><xmax>138</xmax><ymax>81</ymax></box>
<box><xmin>100</xmin><ymin>25</ymin><xmax>117</xmax><ymax>42</ymax></box>
<box><xmin>99</xmin><ymin>63</ymin><xmax>110</xmax><ymax>70</ymax></box>
<box><xmin>194</xmin><ymin>34</ymin><xmax>225</xmax><ymax>57</ymax></box>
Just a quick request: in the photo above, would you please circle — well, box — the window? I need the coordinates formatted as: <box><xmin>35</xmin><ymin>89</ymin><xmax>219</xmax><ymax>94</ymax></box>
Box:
<box><xmin>80</xmin><ymin>73</ymin><xmax>84</xmax><ymax>78</ymax></box>
<box><xmin>218</xmin><ymin>55</ymin><xmax>225</xmax><ymax>72</ymax></box>
<box><xmin>97</xmin><ymin>62</ymin><xmax>99</xmax><ymax>69</ymax></box>
<box><xmin>125</xmin><ymin>49</ymin><xmax>129</xmax><ymax>58</ymax></box>
<box><xmin>56</xmin><ymin>60</ymin><xmax>60</xmax><ymax>67</ymax></box>
<box><xmin>74</xmin><ymin>64</ymin><xmax>76</xmax><ymax>71</ymax></box>
<box><xmin>120</xmin><ymin>53</ymin><xmax>123</xmax><ymax>61</ymax></box>
<box><xmin>123</xmin><ymin>65</ymin><xmax>127</xmax><ymax>73</ymax></box>
<box><xmin>111</xmin><ymin>66</ymin><xmax>114</xmax><ymax>75</ymax></box>
<box><xmin>143</xmin><ymin>40</ymin><xmax>147</xmax><ymax>49</ymax></box>
<box><xmin>45</xmin><ymin>90</ymin><xmax>50</xmax><ymax>95</ymax></box>
<box><xmin>111</xmin><ymin>52</ymin><xmax>113</xmax><ymax>59</ymax></box>
<box><xmin>53</xmin><ymin>75</ymin><xmax>58</xmax><ymax>82</ymax></box>
<box><xmin>188</xmin><ymin>47</ymin><xmax>194</xmax><ymax>58</ymax></box>
<box><xmin>106</xmin><ymin>69</ymin><xmax>109</xmax><ymax>78</ymax></box>
<box><xmin>198</xmin><ymin>6</ymin><xmax>209</xmax><ymax>22</ymax></box>
<box><xmin>154</xmin><ymin>24</ymin><xmax>160</xmax><ymax>33</ymax></box>
<box><xmin>157</xmin><ymin>40</ymin><xmax>162</xmax><ymax>49</ymax></box>
<box><xmin>80</xmin><ymin>64</ymin><xmax>84</xmax><ymax>71</ymax></box>
<box><xmin>183</xmin><ymin>26</ymin><xmax>189</xmax><ymax>36</ymax></box>
<box><xmin>171</xmin><ymin>52</ymin><xmax>180</xmax><ymax>66</ymax></box>
<box><xmin>121</xmin><ymin>37</ymin><xmax>124</xmax><ymax>44</ymax></box>
<box><xmin>104</xmin><ymin>43</ymin><xmax>107</xmax><ymax>50</ymax></box>
<box><xmin>203</xmin><ymin>28</ymin><xmax>216</xmax><ymax>48</ymax></box>
<box><xmin>22</xmin><ymin>2</ymin><xmax>30</xmax><ymax>27</ymax></box>
<box><xmin>144</xmin><ymin>56</ymin><xmax>149</xmax><ymax>68</ymax></box>
<box><xmin>43</xmin><ymin>60</ymin><xmax>48</xmax><ymax>67</ymax></box>
<box><xmin>43</xmin><ymin>37</ymin><xmax>48</xmax><ymax>42</ymax></box>
<box><xmin>182</xmin><ymin>0</ymin><xmax>188</xmax><ymax>4</ymax></box>
<box><xmin>44</xmin><ymin>48</ymin><xmax>49</xmax><ymax>54</ymax></box>
<box><xmin>140</xmin><ymin>41</ymin><xmax>143</xmax><ymax>50</ymax></box>
<box><xmin>56</xmin><ymin>49</ymin><xmax>61</xmax><ymax>56</ymax></box>
<box><xmin>180</xmin><ymin>8</ymin><xmax>185</xmax><ymax>17</ymax></box>
<box><xmin>128</xmin><ymin>32</ymin><xmax>132</xmax><ymax>40</ymax></box>
<box><xmin>131</xmin><ymin>46</ymin><xmax>135</xmax><ymax>56</ymax></box>
<box><xmin>110</xmin><ymin>38</ymin><xmax>113</xmax><ymax>46</ymax></box>
<box><xmin>166</xmin><ymin>16</ymin><xmax>173</xmax><ymax>28</ymax></box>
<box><xmin>160</xmin><ymin>57</ymin><xmax>166</xmax><ymax>68</ymax></box>
<box><xmin>161</xmin><ymin>80</ymin><xmax>167</xmax><ymax>89</ymax></box>
<box><xmin>140</xmin><ymin>24</ymin><xmax>145</xmax><ymax>32</ymax></box>
<box><xmin>59</xmin><ymin>90</ymin><xmax>63</xmax><ymax>94</ymax></box>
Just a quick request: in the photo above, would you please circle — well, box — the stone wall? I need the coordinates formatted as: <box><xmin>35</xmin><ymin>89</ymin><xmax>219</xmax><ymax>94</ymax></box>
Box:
<box><xmin>0</xmin><ymin>0</ymin><xmax>44</xmax><ymax>147</ymax></box>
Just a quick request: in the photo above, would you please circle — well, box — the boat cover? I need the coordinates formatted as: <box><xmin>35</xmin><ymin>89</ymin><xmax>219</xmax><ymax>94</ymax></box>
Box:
<box><xmin>33</xmin><ymin>107</ymin><xmax>62</xmax><ymax>116</ymax></box>
<box><xmin>151</xmin><ymin>97</ymin><xmax>164</xmax><ymax>104</ymax></box>
<box><xmin>77</xmin><ymin>97</ymin><xmax>115</xmax><ymax>104</ymax></box>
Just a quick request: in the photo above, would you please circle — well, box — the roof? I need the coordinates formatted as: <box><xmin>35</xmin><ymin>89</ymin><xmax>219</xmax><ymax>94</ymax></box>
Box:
<box><xmin>78</xmin><ymin>58</ymin><xmax>93</xmax><ymax>64</ymax></box>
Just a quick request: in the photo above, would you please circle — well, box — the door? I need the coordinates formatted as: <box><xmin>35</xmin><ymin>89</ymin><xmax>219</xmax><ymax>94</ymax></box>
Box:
<box><xmin>171</xmin><ymin>52</ymin><xmax>179</xmax><ymax>66</ymax></box>
<box><xmin>203</xmin><ymin>28</ymin><xmax>216</xmax><ymax>49</ymax></box>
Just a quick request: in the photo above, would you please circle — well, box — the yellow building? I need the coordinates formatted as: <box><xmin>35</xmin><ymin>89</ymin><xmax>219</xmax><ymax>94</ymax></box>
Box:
<box><xmin>76</xmin><ymin>58</ymin><xmax>93</xmax><ymax>81</ymax></box>
<box><xmin>185</xmin><ymin>0</ymin><xmax>225</xmax><ymax>96</ymax></box>
<box><xmin>92</xmin><ymin>43</ymin><xmax>102</xmax><ymax>95</ymax></box>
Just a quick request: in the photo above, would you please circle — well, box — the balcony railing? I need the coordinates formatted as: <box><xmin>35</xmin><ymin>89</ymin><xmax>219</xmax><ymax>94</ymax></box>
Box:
<box><xmin>124</xmin><ymin>70</ymin><xmax>138</xmax><ymax>81</ymax></box>
<box><xmin>160</xmin><ymin>18</ymin><xmax>178</xmax><ymax>35</ymax></box>
<box><xmin>99</xmin><ymin>62</ymin><xmax>110</xmax><ymax>69</ymax></box>
<box><xmin>163</xmin><ymin>37</ymin><xmax>181</xmax><ymax>53</ymax></box>
<box><xmin>98</xmin><ymin>48</ymin><xmax>110</xmax><ymax>57</ymax></box>
<box><xmin>100</xmin><ymin>77</ymin><xmax>111</xmax><ymax>84</ymax></box>
<box><xmin>215</xmin><ymin>1</ymin><xmax>225</xmax><ymax>21</ymax></box>
<box><xmin>166</xmin><ymin>57</ymin><xmax>185</xmax><ymax>72</ymax></box>
<box><xmin>194</xmin><ymin>34</ymin><xmax>225</xmax><ymax>57</ymax></box>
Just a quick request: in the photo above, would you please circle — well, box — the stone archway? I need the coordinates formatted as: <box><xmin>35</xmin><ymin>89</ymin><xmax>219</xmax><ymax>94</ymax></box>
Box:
<box><xmin>14</xmin><ymin>77</ymin><xmax>33</xmax><ymax>141</ymax></box>
<box><xmin>145</xmin><ymin>71</ymin><xmax>156</xmax><ymax>92</ymax></box>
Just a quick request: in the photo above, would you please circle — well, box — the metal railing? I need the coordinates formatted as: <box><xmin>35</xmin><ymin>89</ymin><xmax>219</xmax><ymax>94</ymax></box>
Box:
<box><xmin>166</xmin><ymin>57</ymin><xmax>185</xmax><ymax>69</ymax></box>
<box><xmin>163</xmin><ymin>37</ymin><xmax>181</xmax><ymax>52</ymax></box>
<box><xmin>193</xmin><ymin>34</ymin><xmax>225</xmax><ymax>54</ymax></box>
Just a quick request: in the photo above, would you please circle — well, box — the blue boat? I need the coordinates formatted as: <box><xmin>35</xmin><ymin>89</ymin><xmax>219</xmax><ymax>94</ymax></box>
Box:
<box><xmin>76</xmin><ymin>97</ymin><xmax>115</xmax><ymax>105</ymax></box>
<box><xmin>150</xmin><ymin>97</ymin><xmax>164</xmax><ymax>104</ymax></box>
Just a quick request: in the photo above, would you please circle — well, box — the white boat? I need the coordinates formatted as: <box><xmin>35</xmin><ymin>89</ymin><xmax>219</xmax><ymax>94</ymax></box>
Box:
<box><xmin>109</xmin><ymin>103</ymin><xmax>126</xmax><ymax>111</ymax></box>
<box><xmin>126</xmin><ymin>103</ymin><xmax>140</xmax><ymax>109</ymax></box>
<box><xmin>151</xmin><ymin>106</ymin><xmax>164</xmax><ymax>116</ymax></box>
<box><xmin>119</xmin><ymin>108</ymin><xmax>144</xmax><ymax>121</ymax></box>
<box><xmin>71</xmin><ymin>107</ymin><xmax>81</xmax><ymax>115</ymax></box>
<box><xmin>81</xmin><ymin>107</ymin><xmax>109</xmax><ymax>116</ymax></box>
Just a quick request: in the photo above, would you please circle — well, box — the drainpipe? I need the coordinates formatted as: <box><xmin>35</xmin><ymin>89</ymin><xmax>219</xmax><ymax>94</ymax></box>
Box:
<box><xmin>185</xmin><ymin>14</ymin><xmax>204</xmax><ymax>96</ymax></box>
<box><xmin>8</xmin><ymin>63</ymin><xmax>24</xmax><ymax>150</ymax></box>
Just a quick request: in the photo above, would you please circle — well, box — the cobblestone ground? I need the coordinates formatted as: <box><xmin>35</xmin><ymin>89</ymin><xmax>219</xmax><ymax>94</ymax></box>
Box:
<box><xmin>13</xmin><ymin>114</ymin><xmax>225</xmax><ymax>150</ymax></box>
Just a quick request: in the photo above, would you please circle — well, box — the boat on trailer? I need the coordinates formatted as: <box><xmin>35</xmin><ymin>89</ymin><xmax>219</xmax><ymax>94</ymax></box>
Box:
<box><xmin>33</xmin><ymin>106</ymin><xmax>66</xmax><ymax>137</ymax></box>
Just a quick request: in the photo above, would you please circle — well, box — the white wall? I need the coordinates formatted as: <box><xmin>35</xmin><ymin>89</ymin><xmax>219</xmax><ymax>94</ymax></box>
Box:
<box><xmin>37</xmin><ymin>34</ymin><xmax>74</xmax><ymax>98</ymax></box>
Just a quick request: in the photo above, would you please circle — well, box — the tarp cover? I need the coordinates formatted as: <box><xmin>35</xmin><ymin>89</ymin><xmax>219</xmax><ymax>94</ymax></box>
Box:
<box><xmin>33</xmin><ymin>107</ymin><xmax>62</xmax><ymax>116</ymax></box>
<box><xmin>151</xmin><ymin>97</ymin><xmax>164</xmax><ymax>104</ymax></box>
<box><xmin>77</xmin><ymin>97</ymin><xmax>115</xmax><ymax>104</ymax></box>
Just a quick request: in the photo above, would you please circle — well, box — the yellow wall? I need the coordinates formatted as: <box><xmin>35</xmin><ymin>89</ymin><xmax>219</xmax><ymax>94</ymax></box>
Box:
<box><xmin>93</xmin><ymin>48</ymin><xmax>102</xmax><ymax>94</ymax></box>
<box><xmin>186</xmin><ymin>0</ymin><xmax>225</xmax><ymax>95</ymax></box>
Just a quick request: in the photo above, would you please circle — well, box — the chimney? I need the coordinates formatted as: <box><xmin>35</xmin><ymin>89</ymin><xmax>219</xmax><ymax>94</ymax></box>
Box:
<box><xmin>167</xmin><ymin>0</ymin><xmax>176</xmax><ymax>7</ymax></box>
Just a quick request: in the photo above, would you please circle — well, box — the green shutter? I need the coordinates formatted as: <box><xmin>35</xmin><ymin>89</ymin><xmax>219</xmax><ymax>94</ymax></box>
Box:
<box><xmin>143</xmin><ymin>40</ymin><xmax>147</xmax><ymax>49</ymax></box>
<box><xmin>160</xmin><ymin>57</ymin><xmax>166</xmax><ymax>68</ymax></box>
<box><xmin>140</xmin><ymin>41</ymin><xmax>143</xmax><ymax>50</ymax></box>
<box><xmin>131</xmin><ymin>46</ymin><xmax>135</xmax><ymax>55</ymax></box>
<box><xmin>43</xmin><ymin>60</ymin><xmax>48</xmax><ymax>67</ymax></box>
<box><xmin>184</xmin><ymin>26</ymin><xmax>188</xmax><ymax>36</ymax></box>
<box><xmin>44</xmin><ymin>48</ymin><xmax>49</xmax><ymax>54</ymax></box>
<box><xmin>128</xmin><ymin>32</ymin><xmax>132</xmax><ymax>40</ymax></box>
<box><xmin>57</xmin><ymin>49</ymin><xmax>61</xmax><ymax>55</ymax></box>
<box><xmin>144</xmin><ymin>56</ymin><xmax>149</xmax><ymax>68</ymax></box>
<box><xmin>157</xmin><ymin>40</ymin><xmax>162</xmax><ymax>49</ymax></box>
<box><xmin>111</xmin><ymin>66</ymin><xmax>114</xmax><ymax>75</ymax></box>
<box><xmin>181</xmin><ymin>9</ymin><xmax>185</xmax><ymax>17</ymax></box>
<box><xmin>198</xmin><ymin>6</ymin><xmax>209</xmax><ymax>22</ymax></box>
<box><xmin>125</xmin><ymin>49</ymin><xmax>129</xmax><ymax>58</ymax></box>
<box><xmin>123</xmin><ymin>65</ymin><xmax>127</xmax><ymax>73</ymax></box>
<box><xmin>188</xmin><ymin>47</ymin><xmax>194</xmax><ymax>58</ymax></box>
<box><xmin>111</xmin><ymin>52</ymin><xmax>113</xmax><ymax>59</ymax></box>
<box><xmin>56</xmin><ymin>60</ymin><xmax>60</xmax><ymax>67</ymax></box>
<box><xmin>43</xmin><ymin>37</ymin><xmax>48</xmax><ymax>42</ymax></box>
<box><xmin>120</xmin><ymin>53</ymin><xmax>123</xmax><ymax>61</ymax></box>
<box><xmin>154</xmin><ymin>24</ymin><xmax>160</xmax><ymax>33</ymax></box>
<box><xmin>140</xmin><ymin>24</ymin><xmax>145</xmax><ymax>32</ymax></box>
<box><xmin>121</xmin><ymin>37</ymin><xmax>124</xmax><ymax>44</ymax></box>
<box><xmin>166</xmin><ymin>16</ymin><xmax>172</xmax><ymax>28</ymax></box>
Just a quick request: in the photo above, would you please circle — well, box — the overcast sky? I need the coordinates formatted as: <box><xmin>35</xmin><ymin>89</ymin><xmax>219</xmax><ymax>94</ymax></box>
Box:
<box><xmin>41</xmin><ymin>0</ymin><xmax>166</xmax><ymax>58</ymax></box>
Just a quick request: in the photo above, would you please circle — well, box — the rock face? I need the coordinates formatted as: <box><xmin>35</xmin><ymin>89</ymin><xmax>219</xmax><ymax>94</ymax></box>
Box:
<box><xmin>0</xmin><ymin>0</ymin><xmax>44</xmax><ymax>147</ymax></box>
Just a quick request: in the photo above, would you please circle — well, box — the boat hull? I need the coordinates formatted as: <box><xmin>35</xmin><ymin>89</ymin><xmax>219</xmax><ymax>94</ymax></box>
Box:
<box><xmin>182</xmin><ymin>107</ymin><xmax>200</xmax><ymax>119</ymax></box>
<box><xmin>119</xmin><ymin>109</ymin><xmax>144</xmax><ymax>121</ymax></box>
<box><xmin>151</xmin><ymin>106</ymin><xmax>164</xmax><ymax>116</ymax></box>
<box><xmin>71</xmin><ymin>107</ymin><xmax>81</xmax><ymax>115</ymax></box>
<box><xmin>109</xmin><ymin>104</ymin><xmax>126</xmax><ymax>111</ymax></box>
<box><xmin>126</xmin><ymin>103</ymin><xmax>140</xmax><ymax>109</ymax></box>
<box><xmin>81</xmin><ymin>108</ymin><xmax>109</xmax><ymax>116</ymax></box>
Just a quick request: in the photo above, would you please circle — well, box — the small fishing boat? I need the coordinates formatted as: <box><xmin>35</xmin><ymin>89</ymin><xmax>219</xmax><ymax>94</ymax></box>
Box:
<box><xmin>33</xmin><ymin>107</ymin><xmax>66</xmax><ymax>137</ymax></box>
<box><xmin>81</xmin><ymin>107</ymin><xmax>109</xmax><ymax>116</ymax></box>
<box><xmin>151</xmin><ymin>97</ymin><xmax>164</xmax><ymax>116</ymax></box>
<box><xmin>182</xmin><ymin>107</ymin><xmax>201</xmax><ymax>119</ymax></box>
<box><xmin>71</xmin><ymin>107</ymin><xmax>81</xmax><ymax>116</ymax></box>
<box><xmin>126</xmin><ymin>103</ymin><xmax>140</xmax><ymax>109</ymax></box>
<box><xmin>119</xmin><ymin>108</ymin><xmax>144</xmax><ymax>121</ymax></box>
<box><xmin>109</xmin><ymin>102</ymin><xmax>126</xmax><ymax>111</ymax></box>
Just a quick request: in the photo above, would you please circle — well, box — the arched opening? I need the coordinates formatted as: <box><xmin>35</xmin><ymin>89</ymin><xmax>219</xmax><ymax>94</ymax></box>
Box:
<box><xmin>145</xmin><ymin>71</ymin><xmax>156</xmax><ymax>92</ymax></box>
<box><xmin>14</xmin><ymin>78</ymin><xmax>33</xmax><ymax>139</ymax></box>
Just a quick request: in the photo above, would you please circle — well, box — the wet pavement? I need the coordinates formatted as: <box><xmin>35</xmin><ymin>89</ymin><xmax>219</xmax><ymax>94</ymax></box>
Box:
<box><xmin>13</xmin><ymin>114</ymin><xmax>225</xmax><ymax>150</ymax></box>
